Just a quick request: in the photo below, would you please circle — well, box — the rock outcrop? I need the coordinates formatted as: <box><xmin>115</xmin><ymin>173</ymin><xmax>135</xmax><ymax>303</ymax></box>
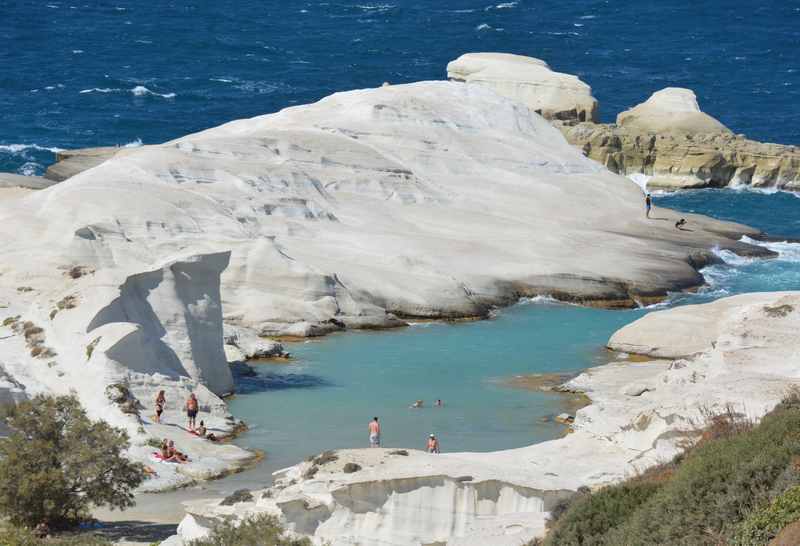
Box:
<box><xmin>164</xmin><ymin>291</ymin><xmax>800</xmax><ymax>546</ymax></box>
<box><xmin>557</xmin><ymin>121</ymin><xmax>800</xmax><ymax>190</ymax></box>
<box><xmin>447</xmin><ymin>53</ymin><xmax>598</xmax><ymax>122</ymax></box>
<box><xmin>445</xmin><ymin>53</ymin><xmax>800</xmax><ymax>190</ymax></box>
<box><xmin>0</xmin><ymin>172</ymin><xmax>57</xmax><ymax>190</ymax></box>
<box><xmin>616</xmin><ymin>87</ymin><xmax>731</xmax><ymax>135</ymax></box>
<box><xmin>44</xmin><ymin>146</ymin><xmax>122</xmax><ymax>181</ymax></box>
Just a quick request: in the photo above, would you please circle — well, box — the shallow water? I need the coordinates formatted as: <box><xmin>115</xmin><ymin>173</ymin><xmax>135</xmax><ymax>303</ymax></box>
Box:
<box><xmin>204</xmin><ymin>190</ymin><xmax>800</xmax><ymax>494</ymax></box>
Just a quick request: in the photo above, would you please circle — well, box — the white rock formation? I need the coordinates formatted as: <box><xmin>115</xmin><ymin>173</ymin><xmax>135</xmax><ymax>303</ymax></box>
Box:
<box><xmin>0</xmin><ymin>79</ymin><xmax>776</xmax><ymax>490</ymax></box>
<box><xmin>616</xmin><ymin>87</ymin><xmax>731</xmax><ymax>135</ymax></box>
<box><xmin>165</xmin><ymin>291</ymin><xmax>800</xmax><ymax>545</ymax></box>
<box><xmin>447</xmin><ymin>52</ymin><xmax>598</xmax><ymax>122</ymax></box>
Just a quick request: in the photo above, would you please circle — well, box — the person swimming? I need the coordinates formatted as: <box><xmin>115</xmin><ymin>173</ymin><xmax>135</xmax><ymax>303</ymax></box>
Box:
<box><xmin>434</xmin><ymin>399</ymin><xmax>443</xmax><ymax>407</ymax></box>
<box><xmin>410</xmin><ymin>400</ymin><xmax>424</xmax><ymax>409</ymax></box>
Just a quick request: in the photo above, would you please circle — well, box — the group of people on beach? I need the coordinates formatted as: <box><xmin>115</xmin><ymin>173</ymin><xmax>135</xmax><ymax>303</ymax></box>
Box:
<box><xmin>151</xmin><ymin>390</ymin><xmax>219</xmax><ymax>465</ymax></box>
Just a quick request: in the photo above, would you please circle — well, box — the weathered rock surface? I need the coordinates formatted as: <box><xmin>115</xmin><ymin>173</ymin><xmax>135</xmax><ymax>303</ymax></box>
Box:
<box><xmin>447</xmin><ymin>52</ymin><xmax>598</xmax><ymax>122</ymax></box>
<box><xmin>616</xmin><ymin>87</ymin><xmax>731</xmax><ymax>135</ymax></box>
<box><xmin>556</xmin><ymin>120</ymin><xmax>800</xmax><ymax>190</ymax></box>
<box><xmin>0</xmin><ymin>172</ymin><xmax>57</xmax><ymax>190</ymax></box>
<box><xmin>165</xmin><ymin>292</ymin><xmax>800</xmax><ymax>546</ymax></box>
<box><xmin>44</xmin><ymin>146</ymin><xmax>122</xmax><ymax>181</ymax></box>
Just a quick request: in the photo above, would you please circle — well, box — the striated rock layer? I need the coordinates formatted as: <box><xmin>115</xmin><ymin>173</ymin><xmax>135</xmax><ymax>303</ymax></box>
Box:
<box><xmin>556</xmin><ymin>119</ymin><xmax>800</xmax><ymax>190</ymax></box>
<box><xmin>165</xmin><ymin>292</ymin><xmax>800</xmax><ymax>545</ymax></box>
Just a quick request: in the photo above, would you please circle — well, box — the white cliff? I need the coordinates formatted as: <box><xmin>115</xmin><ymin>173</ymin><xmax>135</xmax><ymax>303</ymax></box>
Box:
<box><xmin>165</xmin><ymin>291</ymin><xmax>800</xmax><ymax>545</ymax></box>
<box><xmin>0</xmin><ymin>78</ymin><xmax>778</xmax><ymax>492</ymax></box>
<box><xmin>447</xmin><ymin>53</ymin><xmax>598</xmax><ymax>122</ymax></box>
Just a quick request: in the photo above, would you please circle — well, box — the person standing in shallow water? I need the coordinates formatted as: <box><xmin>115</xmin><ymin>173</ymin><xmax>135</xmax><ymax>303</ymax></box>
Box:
<box><xmin>645</xmin><ymin>193</ymin><xmax>652</xmax><ymax>218</ymax></box>
<box><xmin>427</xmin><ymin>434</ymin><xmax>440</xmax><ymax>454</ymax></box>
<box><xmin>185</xmin><ymin>393</ymin><xmax>199</xmax><ymax>431</ymax></box>
<box><xmin>369</xmin><ymin>417</ymin><xmax>381</xmax><ymax>448</ymax></box>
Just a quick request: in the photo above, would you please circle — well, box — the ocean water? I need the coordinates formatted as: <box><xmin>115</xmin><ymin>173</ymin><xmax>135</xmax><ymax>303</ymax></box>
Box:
<box><xmin>3</xmin><ymin>0</ymin><xmax>800</xmax><ymax>505</ymax></box>
<box><xmin>1</xmin><ymin>1</ymin><xmax>799</xmax><ymax>175</ymax></box>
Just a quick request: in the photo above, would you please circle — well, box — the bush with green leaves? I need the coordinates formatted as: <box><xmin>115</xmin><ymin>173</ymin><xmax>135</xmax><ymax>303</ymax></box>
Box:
<box><xmin>189</xmin><ymin>513</ymin><xmax>312</xmax><ymax>546</ymax></box>
<box><xmin>0</xmin><ymin>394</ymin><xmax>144</xmax><ymax>528</ymax></box>
<box><xmin>0</xmin><ymin>525</ymin><xmax>111</xmax><ymax>546</ymax></box>
<box><xmin>540</xmin><ymin>396</ymin><xmax>800</xmax><ymax>546</ymax></box>
<box><xmin>733</xmin><ymin>485</ymin><xmax>800</xmax><ymax>545</ymax></box>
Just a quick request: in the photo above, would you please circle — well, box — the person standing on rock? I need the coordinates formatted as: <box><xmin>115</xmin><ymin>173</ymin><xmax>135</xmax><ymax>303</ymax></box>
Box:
<box><xmin>645</xmin><ymin>193</ymin><xmax>652</xmax><ymax>218</ymax></box>
<box><xmin>369</xmin><ymin>417</ymin><xmax>381</xmax><ymax>448</ymax></box>
<box><xmin>154</xmin><ymin>390</ymin><xmax>166</xmax><ymax>424</ymax></box>
<box><xmin>185</xmin><ymin>393</ymin><xmax>199</xmax><ymax>431</ymax></box>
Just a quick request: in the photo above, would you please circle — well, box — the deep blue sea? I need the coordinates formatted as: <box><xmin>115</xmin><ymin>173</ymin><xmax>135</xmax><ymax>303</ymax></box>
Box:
<box><xmin>3</xmin><ymin>0</ymin><xmax>800</xmax><ymax>504</ymax></box>
<box><xmin>1</xmin><ymin>0</ymin><xmax>799</xmax><ymax>174</ymax></box>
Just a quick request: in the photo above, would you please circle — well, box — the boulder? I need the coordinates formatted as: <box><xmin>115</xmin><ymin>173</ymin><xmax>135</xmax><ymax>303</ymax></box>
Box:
<box><xmin>447</xmin><ymin>52</ymin><xmax>598</xmax><ymax>122</ymax></box>
<box><xmin>0</xmin><ymin>173</ymin><xmax>57</xmax><ymax>190</ymax></box>
<box><xmin>616</xmin><ymin>87</ymin><xmax>730</xmax><ymax>135</ymax></box>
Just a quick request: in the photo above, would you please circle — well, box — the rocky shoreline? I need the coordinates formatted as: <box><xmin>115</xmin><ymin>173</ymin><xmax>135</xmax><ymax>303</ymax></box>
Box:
<box><xmin>0</xmin><ymin>51</ymin><xmax>798</xmax><ymax>544</ymax></box>
<box><xmin>164</xmin><ymin>291</ymin><xmax>800</xmax><ymax>546</ymax></box>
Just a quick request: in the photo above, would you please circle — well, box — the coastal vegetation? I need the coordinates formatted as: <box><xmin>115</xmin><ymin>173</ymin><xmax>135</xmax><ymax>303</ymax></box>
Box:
<box><xmin>0</xmin><ymin>394</ymin><xmax>144</xmax><ymax>530</ymax></box>
<box><xmin>537</xmin><ymin>390</ymin><xmax>800</xmax><ymax>545</ymax></box>
<box><xmin>188</xmin><ymin>513</ymin><xmax>312</xmax><ymax>546</ymax></box>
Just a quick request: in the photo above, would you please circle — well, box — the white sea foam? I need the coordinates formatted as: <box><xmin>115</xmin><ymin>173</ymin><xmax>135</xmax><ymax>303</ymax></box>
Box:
<box><xmin>519</xmin><ymin>295</ymin><xmax>563</xmax><ymax>306</ymax></box>
<box><xmin>123</xmin><ymin>138</ymin><xmax>143</xmax><ymax>148</ymax></box>
<box><xmin>355</xmin><ymin>4</ymin><xmax>395</xmax><ymax>12</ymax></box>
<box><xmin>0</xmin><ymin>143</ymin><xmax>64</xmax><ymax>154</ymax></box>
<box><xmin>18</xmin><ymin>162</ymin><xmax>42</xmax><ymax>176</ymax></box>
<box><xmin>741</xmin><ymin>236</ymin><xmax>800</xmax><ymax>262</ymax></box>
<box><xmin>476</xmin><ymin>23</ymin><xmax>492</xmax><ymax>31</ymax></box>
<box><xmin>493</xmin><ymin>2</ymin><xmax>518</xmax><ymax>9</ymax></box>
<box><xmin>79</xmin><ymin>86</ymin><xmax>176</xmax><ymax>99</ymax></box>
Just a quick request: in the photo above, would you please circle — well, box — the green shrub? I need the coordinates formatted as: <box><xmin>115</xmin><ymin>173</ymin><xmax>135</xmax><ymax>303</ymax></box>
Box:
<box><xmin>189</xmin><ymin>513</ymin><xmax>312</xmax><ymax>546</ymax></box>
<box><xmin>542</xmin><ymin>399</ymin><xmax>800</xmax><ymax>546</ymax></box>
<box><xmin>733</xmin><ymin>486</ymin><xmax>800</xmax><ymax>545</ymax></box>
<box><xmin>0</xmin><ymin>394</ymin><xmax>145</xmax><ymax>528</ymax></box>
<box><xmin>543</xmin><ymin>481</ymin><xmax>661</xmax><ymax>546</ymax></box>
<box><xmin>0</xmin><ymin>525</ymin><xmax>110</xmax><ymax>545</ymax></box>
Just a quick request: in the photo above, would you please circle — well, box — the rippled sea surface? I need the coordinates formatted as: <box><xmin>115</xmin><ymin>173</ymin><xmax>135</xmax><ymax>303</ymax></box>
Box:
<box><xmin>2</xmin><ymin>0</ymin><xmax>800</xmax><ymax>496</ymax></box>
<box><xmin>1</xmin><ymin>0</ymin><xmax>799</xmax><ymax>174</ymax></box>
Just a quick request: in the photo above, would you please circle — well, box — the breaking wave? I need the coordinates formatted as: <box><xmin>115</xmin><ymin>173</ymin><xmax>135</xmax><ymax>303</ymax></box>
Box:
<box><xmin>79</xmin><ymin>85</ymin><xmax>176</xmax><ymax>99</ymax></box>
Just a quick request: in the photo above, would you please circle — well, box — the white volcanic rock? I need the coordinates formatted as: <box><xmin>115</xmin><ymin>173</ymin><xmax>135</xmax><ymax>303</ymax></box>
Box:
<box><xmin>166</xmin><ymin>291</ymin><xmax>800</xmax><ymax>545</ymax></box>
<box><xmin>0</xmin><ymin>80</ymin><xmax>774</xmax><ymax>491</ymax></box>
<box><xmin>447</xmin><ymin>52</ymin><xmax>598</xmax><ymax>122</ymax></box>
<box><xmin>616</xmin><ymin>87</ymin><xmax>731</xmax><ymax>135</ymax></box>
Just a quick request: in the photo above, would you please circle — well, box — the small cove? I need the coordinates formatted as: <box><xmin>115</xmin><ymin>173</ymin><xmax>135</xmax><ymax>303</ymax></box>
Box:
<box><xmin>119</xmin><ymin>189</ymin><xmax>800</xmax><ymax>523</ymax></box>
<box><xmin>214</xmin><ymin>190</ymin><xmax>800</xmax><ymax>489</ymax></box>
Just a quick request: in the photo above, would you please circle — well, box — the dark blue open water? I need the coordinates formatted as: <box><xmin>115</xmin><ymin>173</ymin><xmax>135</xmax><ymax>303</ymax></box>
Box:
<box><xmin>1</xmin><ymin>1</ymin><xmax>799</xmax><ymax>174</ymax></box>
<box><xmin>2</xmin><ymin>0</ymin><xmax>800</xmax><ymax>494</ymax></box>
